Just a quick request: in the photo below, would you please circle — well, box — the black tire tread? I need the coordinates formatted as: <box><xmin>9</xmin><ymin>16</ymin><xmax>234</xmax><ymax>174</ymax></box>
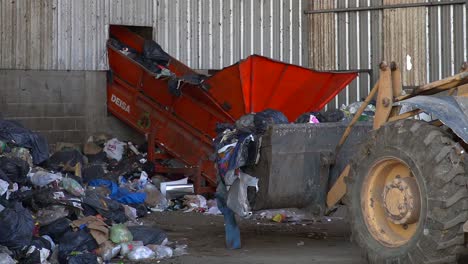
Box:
<box><xmin>346</xmin><ymin>120</ymin><xmax>468</xmax><ymax>264</ymax></box>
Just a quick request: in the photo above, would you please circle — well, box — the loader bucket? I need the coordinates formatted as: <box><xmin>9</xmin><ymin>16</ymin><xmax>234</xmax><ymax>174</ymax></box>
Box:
<box><xmin>106</xmin><ymin>25</ymin><xmax>358</xmax><ymax>193</ymax></box>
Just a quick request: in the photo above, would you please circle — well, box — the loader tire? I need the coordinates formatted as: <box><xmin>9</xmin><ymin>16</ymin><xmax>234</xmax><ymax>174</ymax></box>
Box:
<box><xmin>346</xmin><ymin>120</ymin><xmax>468</xmax><ymax>264</ymax></box>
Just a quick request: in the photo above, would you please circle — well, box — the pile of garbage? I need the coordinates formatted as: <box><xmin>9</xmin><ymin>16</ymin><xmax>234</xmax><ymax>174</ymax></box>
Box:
<box><xmin>0</xmin><ymin>120</ymin><xmax>201</xmax><ymax>263</ymax></box>
<box><xmin>294</xmin><ymin>102</ymin><xmax>376</xmax><ymax>125</ymax></box>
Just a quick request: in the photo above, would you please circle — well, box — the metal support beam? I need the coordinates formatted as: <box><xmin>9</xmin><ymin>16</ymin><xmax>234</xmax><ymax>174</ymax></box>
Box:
<box><xmin>304</xmin><ymin>1</ymin><xmax>466</xmax><ymax>14</ymax></box>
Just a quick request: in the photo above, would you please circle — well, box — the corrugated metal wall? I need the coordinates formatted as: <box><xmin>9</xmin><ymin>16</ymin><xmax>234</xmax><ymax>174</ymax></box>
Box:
<box><xmin>154</xmin><ymin>0</ymin><xmax>308</xmax><ymax>69</ymax></box>
<box><xmin>308</xmin><ymin>0</ymin><xmax>468</xmax><ymax>110</ymax></box>
<box><xmin>0</xmin><ymin>0</ymin><xmax>308</xmax><ymax>71</ymax></box>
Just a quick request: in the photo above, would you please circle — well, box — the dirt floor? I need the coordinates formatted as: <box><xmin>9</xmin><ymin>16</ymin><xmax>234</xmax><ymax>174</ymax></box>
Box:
<box><xmin>128</xmin><ymin>211</ymin><xmax>364</xmax><ymax>264</ymax></box>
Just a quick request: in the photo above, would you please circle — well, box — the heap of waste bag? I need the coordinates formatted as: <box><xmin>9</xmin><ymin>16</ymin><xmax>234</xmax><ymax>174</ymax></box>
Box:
<box><xmin>0</xmin><ymin>120</ymin><xmax>199</xmax><ymax>263</ymax></box>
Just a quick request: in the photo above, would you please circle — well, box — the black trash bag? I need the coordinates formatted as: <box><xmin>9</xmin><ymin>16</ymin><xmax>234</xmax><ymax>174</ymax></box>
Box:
<box><xmin>0</xmin><ymin>202</ymin><xmax>34</xmax><ymax>250</ymax></box>
<box><xmin>134</xmin><ymin>56</ymin><xmax>162</xmax><ymax>74</ymax></box>
<box><xmin>86</xmin><ymin>152</ymin><xmax>108</xmax><ymax>164</ymax></box>
<box><xmin>254</xmin><ymin>109</ymin><xmax>289</xmax><ymax>134</ymax></box>
<box><xmin>128</xmin><ymin>226</ymin><xmax>167</xmax><ymax>245</ymax></box>
<box><xmin>143</xmin><ymin>40</ymin><xmax>171</xmax><ymax>66</ymax></box>
<box><xmin>31</xmin><ymin>188</ymin><xmax>62</xmax><ymax>209</ymax></box>
<box><xmin>18</xmin><ymin>247</ymin><xmax>41</xmax><ymax>264</ymax></box>
<box><xmin>0</xmin><ymin>120</ymin><xmax>49</xmax><ymax>164</ymax></box>
<box><xmin>215</xmin><ymin>123</ymin><xmax>235</xmax><ymax>134</ymax></box>
<box><xmin>180</xmin><ymin>73</ymin><xmax>207</xmax><ymax>85</ymax></box>
<box><xmin>322</xmin><ymin>109</ymin><xmax>345</xmax><ymax>122</ymax></box>
<box><xmin>168</xmin><ymin>78</ymin><xmax>181</xmax><ymax>97</ymax></box>
<box><xmin>39</xmin><ymin>218</ymin><xmax>72</xmax><ymax>241</ymax></box>
<box><xmin>142</xmin><ymin>161</ymin><xmax>155</xmax><ymax>177</ymax></box>
<box><xmin>0</xmin><ymin>156</ymin><xmax>30</xmax><ymax>185</ymax></box>
<box><xmin>67</xmin><ymin>253</ymin><xmax>98</xmax><ymax>264</ymax></box>
<box><xmin>295</xmin><ymin>111</ymin><xmax>325</xmax><ymax>123</ymax></box>
<box><xmin>0</xmin><ymin>168</ymin><xmax>12</xmax><ymax>185</ymax></box>
<box><xmin>82</xmin><ymin>165</ymin><xmax>105</xmax><ymax>184</ymax></box>
<box><xmin>82</xmin><ymin>190</ymin><xmax>127</xmax><ymax>223</ymax></box>
<box><xmin>30</xmin><ymin>236</ymin><xmax>52</xmax><ymax>251</ymax></box>
<box><xmin>58</xmin><ymin>229</ymin><xmax>98</xmax><ymax>263</ymax></box>
<box><xmin>126</xmin><ymin>203</ymin><xmax>148</xmax><ymax>218</ymax></box>
<box><xmin>235</xmin><ymin>114</ymin><xmax>256</xmax><ymax>133</ymax></box>
<box><xmin>47</xmin><ymin>149</ymin><xmax>85</xmax><ymax>171</ymax></box>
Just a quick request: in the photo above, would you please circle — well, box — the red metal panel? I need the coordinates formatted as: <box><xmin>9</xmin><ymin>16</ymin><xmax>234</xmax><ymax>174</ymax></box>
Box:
<box><xmin>206</xmin><ymin>55</ymin><xmax>358</xmax><ymax>121</ymax></box>
<box><xmin>107</xmin><ymin>78</ymin><xmax>217</xmax><ymax>186</ymax></box>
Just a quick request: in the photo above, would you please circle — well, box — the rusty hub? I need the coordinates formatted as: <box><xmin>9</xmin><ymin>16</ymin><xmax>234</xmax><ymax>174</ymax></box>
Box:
<box><xmin>383</xmin><ymin>177</ymin><xmax>420</xmax><ymax>225</ymax></box>
<box><xmin>361</xmin><ymin>158</ymin><xmax>422</xmax><ymax>247</ymax></box>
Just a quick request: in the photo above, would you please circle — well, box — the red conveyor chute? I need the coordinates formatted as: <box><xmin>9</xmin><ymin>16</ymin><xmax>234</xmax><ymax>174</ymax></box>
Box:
<box><xmin>106</xmin><ymin>25</ymin><xmax>357</xmax><ymax>193</ymax></box>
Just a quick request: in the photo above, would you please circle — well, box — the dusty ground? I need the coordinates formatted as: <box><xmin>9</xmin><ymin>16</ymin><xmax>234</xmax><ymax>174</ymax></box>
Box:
<box><xmin>129</xmin><ymin>211</ymin><xmax>364</xmax><ymax>264</ymax></box>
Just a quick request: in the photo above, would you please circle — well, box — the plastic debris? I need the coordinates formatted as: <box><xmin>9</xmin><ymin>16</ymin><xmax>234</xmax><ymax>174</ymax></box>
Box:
<box><xmin>0</xmin><ymin>253</ymin><xmax>15</xmax><ymax>264</ymax></box>
<box><xmin>153</xmin><ymin>245</ymin><xmax>173</xmax><ymax>259</ymax></box>
<box><xmin>173</xmin><ymin>244</ymin><xmax>189</xmax><ymax>257</ymax></box>
<box><xmin>0</xmin><ymin>179</ymin><xmax>8</xmax><ymax>196</ymax></box>
<box><xmin>104</xmin><ymin>138</ymin><xmax>126</xmax><ymax>161</ymax></box>
<box><xmin>119</xmin><ymin>241</ymin><xmax>144</xmax><ymax>257</ymax></box>
<box><xmin>127</xmin><ymin>246</ymin><xmax>155</xmax><ymax>260</ymax></box>
<box><xmin>109</xmin><ymin>224</ymin><xmax>133</xmax><ymax>244</ymax></box>
<box><xmin>98</xmin><ymin>241</ymin><xmax>121</xmax><ymax>261</ymax></box>
<box><xmin>36</xmin><ymin>205</ymin><xmax>69</xmax><ymax>226</ymax></box>
<box><xmin>61</xmin><ymin>177</ymin><xmax>85</xmax><ymax>197</ymax></box>
<box><xmin>272</xmin><ymin>213</ymin><xmax>286</xmax><ymax>223</ymax></box>
<box><xmin>28</xmin><ymin>170</ymin><xmax>62</xmax><ymax>187</ymax></box>
<box><xmin>183</xmin><ymin>195</ymin><xmax>207</xmax><ymax>211</ymax></box>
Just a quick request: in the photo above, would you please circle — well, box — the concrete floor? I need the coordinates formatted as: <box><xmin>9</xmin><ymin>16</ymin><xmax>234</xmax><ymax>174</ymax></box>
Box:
<box><xmin>136</xmin><ymin>211</ymin><xmax>364</xmax><ymax>264</ymax></box>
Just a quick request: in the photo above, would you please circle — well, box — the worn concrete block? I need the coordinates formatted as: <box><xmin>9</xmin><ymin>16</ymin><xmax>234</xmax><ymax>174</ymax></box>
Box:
<box><xmin>3</xmin><ymin>103</ymin><xmax>65</xmax><ymax>118</ymax></box>
<box><xmin>3</xmin><ymin>103</ymin><xmax>42</xmax><ymax>118</ymax></box>
<box><xmin>0</xmin><ymin>70</ymin><xmax>143</xmax><ymax>144</ymax></box>
<box><xmin>44</xmin><ymin>104</ymin><xmax>66</xmax><ymax>117</ymax></box>
<box><xmin>75</xmin><ymin>117</ymin><xmax>86</xmax><ymax>130</ymax></box>
<box><xmin>53</xmin><ymin>117</ymin><xmax>79</xmax><ymax>130</ymax></box>
<box><xmin>11</xmin><ymin>118</ymin><xmax>54</xmax><ymax>131</ymax></box>
<box><xmin>64</xmin><ymin>103</ymin><xmax>86</xmax><ymax>116</ymax></box>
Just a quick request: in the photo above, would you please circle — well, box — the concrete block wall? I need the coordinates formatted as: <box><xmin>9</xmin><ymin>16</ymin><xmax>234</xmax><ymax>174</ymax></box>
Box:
<box><xmin>0</xmin><ymin>70</ymin><xmax>142</xmax><ymax>146</ymax></box>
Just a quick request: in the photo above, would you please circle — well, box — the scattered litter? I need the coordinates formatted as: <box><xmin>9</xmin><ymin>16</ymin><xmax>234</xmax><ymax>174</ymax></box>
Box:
<box><xmin>36</xmin><ymin>205</ymin><xmax>69</xmax><ymax>225</ymax></box>
<box><xmin>173</xmin><ymin>244</ymin><xmax>189</xmax><ymax>257</ymax></box>
<box><xmin>98</xmin><ymin>241</ymin><xmax>121</xmax><ymax>261</ymax></box>
<box><xmin>28</xmin><ymin>170</ymin><xmax>62</xmax><ymax>187</ymax></box>
<box><xmin>297</xmin><ymin>241</ymin><xmax>305</xmax><ymax>246</ymax></box>
<box><xmin>110</xmin><ymin>224</ymin><xmax>133</xmax><ymax>244</ymax></box>
<box><xmin>184</xmin><ymin>194</ymin><xmax>207</xmax><ymax>212</ymax></box>
<box><xmin>272</xmin><ymin>213</ymin><xmax>286</xmax><ymax>223</ymax></box>
<box><xmin>61</xmin><ymin>177</ymin><xmax>85</xmax><ymax>197</ymax></box>
<box><xmin>206</xmin><ymin>199</ymin><xmax>222</xmax><ymax>215</ymax></box>
<box><xmin>160</xmin><ymin>177</ymin><xmax>189</xmax><ymax>197</ymax></box>
<box><xmin>153</xmin><ymin>244</ymin><xmax>173</xmax><ymax>259</ymax></box>
<box><xmin>127</xmin><ymin>245</ymin><xmax>155</xmax><ymax>260</ymax></box>
<box><xmin>120</xmin><ymin>241</ymin><xmax>144</xmax><ymax>257</ymax></box>
<box><xmin>104</xmin><ymin>138</ymin><xmax>126</xmax><ymax>161</ymax></box>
